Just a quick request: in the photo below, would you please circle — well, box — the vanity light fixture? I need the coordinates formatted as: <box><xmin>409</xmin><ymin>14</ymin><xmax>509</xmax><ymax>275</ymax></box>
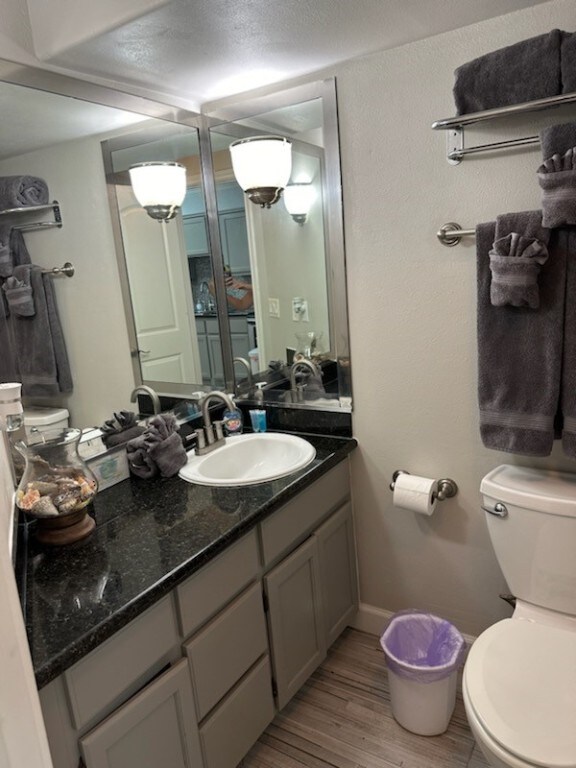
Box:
<box><xmin>128</xmin><ymin>162</ymin><xmax>186</xmax><ymax>222</ymax></box>
<box><xmin>283</xmin><ymin>183</ymin><xmax>315</xmax><ymax>225</ymax></box>
<box><xmin>229</xmin><ymin>136</ymin><xmax>292</xmax><ymax>208</ymax></box>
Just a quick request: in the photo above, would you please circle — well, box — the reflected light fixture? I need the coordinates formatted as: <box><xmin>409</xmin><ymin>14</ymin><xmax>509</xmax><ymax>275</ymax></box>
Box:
<box><xmin>283</xmin><ymin>183</ymin><xmax>315</xmax><ymax>225</ymax></box>
<box><xmin>128</xmin><ymin>162</ymin><xmax>186</xmax><ymax>222</ymax></box>
<box><xmin>229</xmin><ymin>136</ymin><xmax>292</xmax><ymax>208</ymax></box>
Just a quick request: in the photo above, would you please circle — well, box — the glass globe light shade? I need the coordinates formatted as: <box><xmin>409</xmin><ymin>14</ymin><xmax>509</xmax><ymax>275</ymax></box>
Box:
<box><xmin>283</xmin><ymin>183</ymin><xmax>315</xmax><ymax>224</ymax></box>
<box><xmin>128</xmin><ymin>162</ymin><xmax>187</xmax><ymax>222</ymax></box>
<box><xmin>229</xmin><ymin>136</ymin><xmax>292</xmax><ymax>207</ymax></box>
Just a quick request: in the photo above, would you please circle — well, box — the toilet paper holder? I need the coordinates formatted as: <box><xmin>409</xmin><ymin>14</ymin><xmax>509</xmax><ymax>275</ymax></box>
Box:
<box><xmin>389</xmin><ymin>470</ymin><xmax>458</xmax><ymax>501</ymax></box>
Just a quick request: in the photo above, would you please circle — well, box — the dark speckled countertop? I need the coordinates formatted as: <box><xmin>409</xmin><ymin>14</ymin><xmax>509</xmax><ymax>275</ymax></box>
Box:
<box><xmin>19</xmin><ymin>433</ymin><xmax>356</xmax><ymax>689</ymax></box>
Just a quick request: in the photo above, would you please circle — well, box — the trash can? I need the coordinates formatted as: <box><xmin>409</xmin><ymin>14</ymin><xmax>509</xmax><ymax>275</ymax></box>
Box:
<box><xmin>380</xmin><ymin>610</ymin><xmax>465</xmax><ymax>736</ymax></box>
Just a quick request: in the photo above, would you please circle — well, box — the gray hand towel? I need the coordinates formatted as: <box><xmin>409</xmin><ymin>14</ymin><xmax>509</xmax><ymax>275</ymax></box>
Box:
<box><xmin>126</xmin><ymin>434</ymin><xmax>158</xmax><ymax>479</ymax></box>
<box><xmin>477</xmin><ymin>212</ymin><xmax>564</xmax><ymax>456</ymax></box>
<box><xmin>489</xmin><ymin>232</ymin><xmax>549</xmax><ymax>308</ymax></box>
<box><xmin>0</xmin><ymin>176</ymin><xmax>49</xmax><ymax>209</ymax></box>
<box><xmin>560</xmin><ymin>31</ymin><xmax>576</xmax><ymax>94</ymax></box>
<box><xmin>454</xmin><ymin>30</ymin><xmax>562</xmax><ymax>115</ymax></box>
<box><xmin>144</xmin><ymin>414</ymin><xmax>186</xmax><ymax>478</ymax></box>
<box><xmin>537</xmin><ymin>147</ymin><xmax>576</xmax><ymax>227</ymax></box>
<box><xmin>2</xmin><ymin>274</ymin><xmax>35</xmax><ymax>316</ymax></box>
<box><xmin>539</xmin><ymin>121</ymin><xmax>576</xmax><ymax>159</ymax></box>
<box><xmin>559</xmin><ymin>229</ymin><xmax>576</xmax><ymax>457</ymax></box>
<box><xmin>0</xmin><ymin>225</ymin><xmax>12</xmax><ymax>277</ymax></box>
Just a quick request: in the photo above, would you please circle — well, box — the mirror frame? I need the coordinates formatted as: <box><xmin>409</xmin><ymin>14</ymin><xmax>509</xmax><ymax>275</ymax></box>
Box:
<box><xmin>201</xmin><ymin>78</ymin><xmax>352</xmax><ymax>405</ymax></box>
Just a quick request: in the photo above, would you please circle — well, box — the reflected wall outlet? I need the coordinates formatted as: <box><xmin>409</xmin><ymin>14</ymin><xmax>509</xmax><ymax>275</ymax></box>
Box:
<box><xmin>268</xmin><ymin>298</ymin><xmax>280</xmax><ymax>318</ymax></box>
<box><xmin>292</xmin><ymin>297</ymin><xmax>309</xmax><ymax>322</ymax></box>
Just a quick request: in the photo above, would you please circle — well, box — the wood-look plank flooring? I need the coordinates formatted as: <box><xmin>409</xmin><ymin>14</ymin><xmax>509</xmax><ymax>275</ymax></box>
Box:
<box><xmin>242</xmin><ymin>628</ymin><xmax>490</xmax><ymax>768</ymax></box>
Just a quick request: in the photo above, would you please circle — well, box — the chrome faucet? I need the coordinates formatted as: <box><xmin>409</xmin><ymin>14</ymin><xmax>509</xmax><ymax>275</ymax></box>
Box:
<box><xmin>130</xmin><ymin>385</ymin><xmax>161</xmax><ymax>415</ymax></box>
<box><xmin>289</xmin><ymin>359</ymin><xmax>320</xmax><ymax>403</ymax></box>
<box><xmin>194</xmin><ymin>390</ymin><xmax>236</xmax><ymax>455</ymax></box>
<box><xmin>233</xmin><ymin>357</ymin><xmax>253</xmax><ymax>397</ymax></box>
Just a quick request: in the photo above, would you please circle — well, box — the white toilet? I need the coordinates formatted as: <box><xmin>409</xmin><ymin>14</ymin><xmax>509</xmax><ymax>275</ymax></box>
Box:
<box><xmin>463</xmin><ymin>464</ymin><xmax>576</xmax><ymax>768</ymax></box>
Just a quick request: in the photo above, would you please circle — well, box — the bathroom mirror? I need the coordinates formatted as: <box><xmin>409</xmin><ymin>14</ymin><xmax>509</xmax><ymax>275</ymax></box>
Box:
<box><xmin>204</xmin><ymin>79</ymin><xmax>352</xmax><ymax>408</ymax></box>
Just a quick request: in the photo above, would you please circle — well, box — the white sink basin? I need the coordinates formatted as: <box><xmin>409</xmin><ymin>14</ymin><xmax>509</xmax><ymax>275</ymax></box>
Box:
<box><xmin>178</xmin><ymin>433</ymin><xmax>316</xmax><ymax>487</ymax></box>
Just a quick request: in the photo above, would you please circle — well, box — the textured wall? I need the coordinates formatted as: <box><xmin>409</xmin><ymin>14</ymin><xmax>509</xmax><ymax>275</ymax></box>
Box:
<box><xmin>336</xmin><ymin>0</ymin><xmax>576</xmax><ymax>635</ymax></box>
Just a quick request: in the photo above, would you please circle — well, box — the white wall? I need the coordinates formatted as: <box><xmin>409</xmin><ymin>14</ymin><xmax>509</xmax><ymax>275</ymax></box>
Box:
<box><xmin>0</xmin><ymin>136</ymin><xmax>135</xmax><ymax>428</ymax></box>
<box><xmin>334</xmin><ymin>0</ymin><xmax>576</xmax><ymax>636</ymax></box>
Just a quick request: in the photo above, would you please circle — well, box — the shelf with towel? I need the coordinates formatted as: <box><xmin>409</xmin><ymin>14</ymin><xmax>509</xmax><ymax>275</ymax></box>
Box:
<box><xmin>432</xmin><ymin>90</ymin><xmax>576</xmax><ymax>164</ymax></box>
<box><xmin>0</xmin><ymin>201</ymin><xmax>62</xmax><ymax>232</ymax></box>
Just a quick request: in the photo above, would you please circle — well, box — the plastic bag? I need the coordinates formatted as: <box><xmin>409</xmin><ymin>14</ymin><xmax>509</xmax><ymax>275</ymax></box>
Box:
<box><xmin>380</xmin><ymin>609</ymin><xmax>466</xmax><ymax>683</ymax></box>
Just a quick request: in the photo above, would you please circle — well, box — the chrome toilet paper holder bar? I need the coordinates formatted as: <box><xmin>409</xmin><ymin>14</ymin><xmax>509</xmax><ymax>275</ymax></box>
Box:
<box><xmin>389</xmin><ymin>470</ymin><xmax>458</xmax><ymax>501</ymax></box>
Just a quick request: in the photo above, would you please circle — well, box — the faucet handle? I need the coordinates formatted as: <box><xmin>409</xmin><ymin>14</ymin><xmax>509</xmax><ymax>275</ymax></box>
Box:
<box><xmin>194</xmin><ymin>428</ymin><xmax>206</xmax><ymax>451</ymax></box>
<box><xmin>213</xmin><ymin>420</ymin><xmax>225</xmax><ymax>441</ymax></box>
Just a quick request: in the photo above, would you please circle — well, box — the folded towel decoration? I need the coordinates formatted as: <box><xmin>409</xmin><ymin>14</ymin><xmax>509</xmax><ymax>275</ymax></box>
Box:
<box><xmin>126</xmin><ymin>413</ymin><xmax>187</xmax><ymax>479</ymax></box>
<box><xmin>101</xmin><ymin>411</ymin><xmax>145</xmax><ymax>448</ymax></box>
<box><xmin>2</xmin><ymin>274</ymin><xmax>35</xmax><ymax>316</ymax></box>
<box><xmin>489</xmin><ymin>232</ymin><xmax>549</xmax><ymax>309</ymax></box>
<box><xmin>477</xmin><ymin>212</ymin><xmax>564</xmax><ymax>457</ymax></box>
<box><xmin>0</xmin><ymin>175</ymin><xmax>49</xmax><ymax>209</ymax></box>
<box><xmin>453</xmin><ymin>30</ymin><xmax>563</xmax><ymax>115</ymax></box>
<box><xmin>537</xmin><ymin>146</ymin><xmax>576</xmax><ymax>227</ymax></box>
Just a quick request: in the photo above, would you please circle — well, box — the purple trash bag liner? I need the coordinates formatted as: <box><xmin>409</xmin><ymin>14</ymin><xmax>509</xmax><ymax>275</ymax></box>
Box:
<box><xmin>380</xmin><ymin>610</ymin><xmax>466</xmax><ymax>683</ymax></box>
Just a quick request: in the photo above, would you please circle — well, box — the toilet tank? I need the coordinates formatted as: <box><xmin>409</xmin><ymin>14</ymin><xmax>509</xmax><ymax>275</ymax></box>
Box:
<box><xmin>481</xmin><ymin>464</ymin><xmax>576</xmax><ymax>616</ymax></box>
<box><xmin>23</xmin><ymin>406</ymin><xmax>69</xmax><ymax>440</ymax></box>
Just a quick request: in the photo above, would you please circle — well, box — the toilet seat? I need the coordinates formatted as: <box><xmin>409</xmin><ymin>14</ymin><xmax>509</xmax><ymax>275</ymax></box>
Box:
<box><xmin>464</xmin><ymin>619</ymin><xmax>576</xmax><ymax>768</ymax></box>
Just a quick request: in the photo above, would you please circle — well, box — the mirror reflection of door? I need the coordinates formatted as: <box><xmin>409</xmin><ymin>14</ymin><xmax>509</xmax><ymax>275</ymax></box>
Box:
<box><xmin>117</xmin><ymin>185</ymin><xmax>202</xmax><ymax>384</ymax></box>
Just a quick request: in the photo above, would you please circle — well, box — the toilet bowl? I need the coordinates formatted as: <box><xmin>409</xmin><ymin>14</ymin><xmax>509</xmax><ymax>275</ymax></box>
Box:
<box><xmin>463</xmin><ymin>615</ymin><xmax>576</xmax><ymax>768</ymax></box>
<box><xmin>464</xmin><ymin>465</ymin><xmax>576</xmax><ymax>768</ymax></box>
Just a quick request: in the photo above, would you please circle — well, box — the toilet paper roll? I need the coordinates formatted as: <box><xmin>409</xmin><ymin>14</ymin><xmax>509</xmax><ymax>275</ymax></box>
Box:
<box><xmin>393</xmin><ymin>473</ymin><xmax>438</xmax><ymax>516</ymax></box>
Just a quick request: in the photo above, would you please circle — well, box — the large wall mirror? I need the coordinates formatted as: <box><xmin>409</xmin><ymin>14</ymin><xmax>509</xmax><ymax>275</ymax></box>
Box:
<box><xmin>203</xmin><ymin>79</ymin><xmax>352</xmax><ymax>410</ymax></box>
<box><xmin>0</xmin><ymin>62</ymin><xmax>351</xmax><ymax>428</ymax></box>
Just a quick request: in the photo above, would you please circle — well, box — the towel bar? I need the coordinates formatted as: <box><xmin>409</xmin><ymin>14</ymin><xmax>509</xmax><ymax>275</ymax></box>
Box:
<box><xmin>42</xmin><ymin>262</ymin><xmax>74</xmax><ymax>278</ymax></box>
<box><xmin>437</xmin><ymin>223</ymin><xmax>476</xmax><ymax>246</ymax></box>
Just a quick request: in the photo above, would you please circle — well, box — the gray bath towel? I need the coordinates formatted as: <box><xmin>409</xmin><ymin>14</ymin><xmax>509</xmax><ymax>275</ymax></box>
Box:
<box><xmin>538</xmin><ymin>147</ymin><xmax>576</xmax><ymax>227</ymax></box>
<box><xmin>540</xmin><ymin>121</ymin><xmax>576</xmax><ymax>159</ymax></box>
<box><xmin>126</xmin><ymin>434</ymin><xmax>158</xmax><ymax>479</ymax></box>
<box><xmin>0</xmin><ymin>225</ymin><xmax>12</xmax><ymax>277</ymax></box>
<box><xmin>0</xmin><ymin>176</ymin><xmax>49</xmax><ymax>209</ymax></box>
<box><xmin>477</xmin><ymin>212</ymin><xmax>564</xmax><ymax>456</ymax></box>
<box><xmin>489</xmin><ymin>232</ymin><xmax>549</xmax><ymax>308</ymax></box>
<box><xmin>561</xmin><ymin>31</ymin><xmax>576</xmax><ymax>94</ymax></box>
<box><xmin>454</xmin><ymin>30</ymin><xmax>562</xmax><ymax>115</ymax></box>
<box><xmin>559</xmin><ymin>229</ymin><xmax>576</xmax><ymax>457</ymax></box>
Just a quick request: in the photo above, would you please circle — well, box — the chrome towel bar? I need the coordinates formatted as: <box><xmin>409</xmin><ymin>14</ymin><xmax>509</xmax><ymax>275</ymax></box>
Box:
<box><xmin>437</xmin><ymin>223</ymin><xmax>476</xmax><ymax>247</ymax></box>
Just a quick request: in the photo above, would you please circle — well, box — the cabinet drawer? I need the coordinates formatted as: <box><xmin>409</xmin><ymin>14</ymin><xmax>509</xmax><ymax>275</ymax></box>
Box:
<box><xmin>176</xmin><ymin>530</ymin><xmax>260</xmax><ymax>638</ymax></box>
<box><xmin>260</xmin><ymin>460</ymin><xmax>350</xmax><ymax>567</ymax></box>
<box><xmin>185</xmin><ymin>583</ymin><xmax>268</xmax><ymax>720</ymax></box>
<box><xmin>200</xmin><ymin>655</ymin><xmax>274</xmax><ymax>768</ymax></box>
<box><xmin>65</xmin><ymin>595</ymin><xmax>179</xmax><ymax>732</ymax></box>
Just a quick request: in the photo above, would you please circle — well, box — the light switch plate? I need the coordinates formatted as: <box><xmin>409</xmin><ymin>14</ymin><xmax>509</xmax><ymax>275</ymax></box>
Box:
<box><xmin>268</xmin><ymin>298</ymin><xmax>280</xmax><ymax>318</ymax></box>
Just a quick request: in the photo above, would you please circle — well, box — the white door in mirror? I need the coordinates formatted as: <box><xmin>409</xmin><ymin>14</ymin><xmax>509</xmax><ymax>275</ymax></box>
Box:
<box><xmin>178</xmin><ymin>433</ymin><xmax>316</xmax><ymax>486</ymax></box>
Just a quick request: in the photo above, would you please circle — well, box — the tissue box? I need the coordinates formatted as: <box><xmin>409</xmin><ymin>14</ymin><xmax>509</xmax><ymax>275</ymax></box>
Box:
<box><xmin>80</xmin><ymin>430</ymin><xmax>130</xmax><ymax>490</ymax></box>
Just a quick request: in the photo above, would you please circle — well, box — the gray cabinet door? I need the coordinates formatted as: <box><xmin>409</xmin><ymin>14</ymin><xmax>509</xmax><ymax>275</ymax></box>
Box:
<box><xmin>80</xmin><ymin>660</ymin><xmax>201</xmax><ymax>768</ymax></box>
<box><xmin>264</xmin><ymin>536</ymin><xmax>326</xmax><ymax>710</ymax></box>
<box><xmin>219</xmin><ymin>211</ymin><xmax>250</xmax><ymax>273</ymax></box>
<box><xmin>315</xmin><ymin>502</ymin><xmax>359</xmax><ymax>647</ymax></box>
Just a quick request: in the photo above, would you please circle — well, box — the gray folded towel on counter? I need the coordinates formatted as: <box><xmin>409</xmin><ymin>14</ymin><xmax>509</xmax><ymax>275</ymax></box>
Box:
<box><xmin>2</xmin><ymin>273</ymin><xmax>35</xmax><ymax>316</ymax></box>
<box><xmin>540</xmin><ymin>121</ymin><xmax>576</xmax><ymax>159</ymax></box>
<box><xmin>537</xmin><ymin>146</ymin><xmax>576</xmax><ymax>227</ymax></box>
<box><xmin>477</xmin><ymin>212</ymin><xmax>563</xmax><ymax>457</ymax></box>
<box><xmin>126</xmin><ymin>434</ymin><xmax>158</xmax><ymax>479</ymax></box>
<box><xmin>489</xmin><ymin>232</ymin><xmax>549</xmax><ymax>308</ymax></box>
<box><xmin>0</xmin><ymin>175</ymin><xmax>49</xmax><ymax>209</ymax></box>
<box><xmin>101</xmin><ymin>411</ymin><xmax>145</xmax><ymax>448</ymax></box>
<box><xmin>453</xmin><ymin>29</ymin><xmax>563</xmax><ymax>115</ymax></box>
<box><xmin>144</xmin><ymin>414</ymin><xmax>187</xmax><ymax>478</ymax></box>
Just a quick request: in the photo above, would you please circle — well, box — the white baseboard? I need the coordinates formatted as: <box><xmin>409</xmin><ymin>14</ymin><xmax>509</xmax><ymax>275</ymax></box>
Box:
<box><xmin>351</xmin><ymin>603</ymin><xmax>477</xmax><ymax>648</ymax></box>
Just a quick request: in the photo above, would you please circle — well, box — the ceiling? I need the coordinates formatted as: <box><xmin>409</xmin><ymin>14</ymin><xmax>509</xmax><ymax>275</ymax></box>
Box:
<box><xmin>42</xmin><ymin>0</ymin><xmax>552</xmax><ymax>111</ymax></box>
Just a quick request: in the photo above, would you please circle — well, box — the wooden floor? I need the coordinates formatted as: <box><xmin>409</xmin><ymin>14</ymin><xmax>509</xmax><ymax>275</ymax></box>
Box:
<box><xmin>242</xmin><ymin>628</ymin><xmax>490</xmax><ymax>768</ymax></box>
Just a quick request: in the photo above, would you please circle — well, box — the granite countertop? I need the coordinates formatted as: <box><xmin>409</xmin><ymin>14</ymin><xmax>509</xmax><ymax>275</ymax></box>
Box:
<box><xmin>19</xmin><ymin>433</ymin><xmax>356</xmax><ymax>689</ymax></box>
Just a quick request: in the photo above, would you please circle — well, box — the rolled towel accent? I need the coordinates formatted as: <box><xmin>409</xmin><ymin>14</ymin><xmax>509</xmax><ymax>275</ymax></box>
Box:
<box><xmin>126</xmin><ymin>434</ymin><xmax>157</xmax><ymax>479</ymax></box>
<box><xmin>0</xmin><ymin>176</ymin><xmax>49</xmax><ymax>209</ymax></box>
<box><xmin>101</xmin><ymin>410</ymin><xmax>145</xmax><ymax>448</ymax></box>
<box><xmin>453</xmin><ymin>30</ymin><xmax>563</xmax><ymax>115</ymax></box>
<box><xmin>537</xmin><ymin>147</ymin><xmax>576</xmax><ymax>227</ymax></box>
<box><xmin>143</xmin><ymin>414</ymin><xmax>186</xmax><ymax>478</ymax></box>
<box><xmin>489</xmin><ymin>232</ymin><xmax>549</xmax><ymax>308</ymax></box>
<box><xmin>2</xmin><ymin>274</ymin><xmax>35</xmax><ymax>316</ymax></box>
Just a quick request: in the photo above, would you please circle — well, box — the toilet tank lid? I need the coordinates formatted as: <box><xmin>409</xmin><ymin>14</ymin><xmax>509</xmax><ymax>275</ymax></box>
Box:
<box><xmin>481</xmin><ymin>464</ymin><xmax>576</xmax><ymax>518</ymax></box>
<box><xmin>23</xmin><ymin>406</ymin><xmax>69</xmax><ymax>427</ymax></box>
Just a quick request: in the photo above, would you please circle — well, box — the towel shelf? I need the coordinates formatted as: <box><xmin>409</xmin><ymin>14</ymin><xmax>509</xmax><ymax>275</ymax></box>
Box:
<box><xmin>432</xmin><ymin>89</ymin><xmax>576</xmax><ymax>164</ymax></box>
<box><xmin>0</xmin><ymin>200</ymin><xmax>62</xmax><ymax>232</ymax></box>
<box><xmin>437</xmin><ymin>222</ymin><xmax>476</xmax><ymax>247</ymax></box>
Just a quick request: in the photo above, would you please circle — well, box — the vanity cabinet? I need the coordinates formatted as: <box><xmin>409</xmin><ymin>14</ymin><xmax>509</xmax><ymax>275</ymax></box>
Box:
<box><xmin>39</xmin><ymin>459</ymin><xmax>357</xmax><ymax>768</ymax></box>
